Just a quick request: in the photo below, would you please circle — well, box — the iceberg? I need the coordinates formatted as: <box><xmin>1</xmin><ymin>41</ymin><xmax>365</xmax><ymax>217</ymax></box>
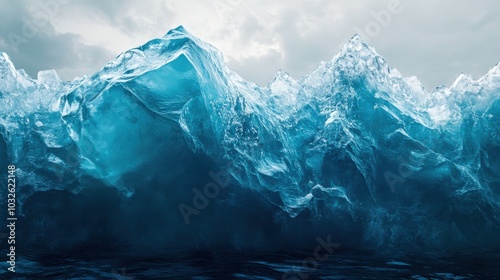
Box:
<box><xmin>1</xmin><ymin>26</ymin><xmax>499</xmax><ymax>254</ymax></box>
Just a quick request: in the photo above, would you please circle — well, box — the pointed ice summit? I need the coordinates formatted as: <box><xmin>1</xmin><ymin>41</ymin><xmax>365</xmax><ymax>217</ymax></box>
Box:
<box><xmin>1</xmin><ymin>26</ymin><xmax>500</xmax><ymax>252</ymax></box>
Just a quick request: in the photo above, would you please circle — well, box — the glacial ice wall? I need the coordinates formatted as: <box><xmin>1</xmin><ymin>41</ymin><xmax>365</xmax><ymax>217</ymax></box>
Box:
<box><xmin>1</xmin><ymin>26</ymin><xmax>499</xmax><ymax>253</ymax></box>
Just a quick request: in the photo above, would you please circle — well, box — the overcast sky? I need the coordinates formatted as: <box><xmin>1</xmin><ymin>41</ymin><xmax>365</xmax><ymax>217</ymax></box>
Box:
<box><xmin>0</xmin><ymin>0</ymin><xmax>499</xmax><ymax>90</ymax></box>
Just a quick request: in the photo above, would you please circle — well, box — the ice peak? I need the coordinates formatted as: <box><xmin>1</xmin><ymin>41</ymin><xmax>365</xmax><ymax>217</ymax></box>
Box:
<box><xmin>349</xmin><ymin>34</ymin><xmax>364</xmax><ymax>45</ymax></box>
<box><xmin>340</xmin><ymin>34</ymin><xmax>377</xmax><ymax>56</ymax></box>
<box><xmin>37</xmin><ymin>69</ymin><xmax>61</xmax><ymax>85</ymax></box>
<box><xmin>174</xmin><ymin>25</ymin><xmax>187</xmax><ymax>32</ymax></box>
<box><xmin>164</xmin><ymin>25</ymin><xmax>190</xmax><ymax>37</ymax></box>
<box><xmin>487</xmin><ymin>62</ymin><xmax>500</xmax><ymax>75</ymax></box>
<box><xmin>452</xmin><ymin>73</ymin><xmax>474</xmax><ymax>86</ymax></box>
<box><xmin>478</xmin><ymin>62</ymin><xmax>500</xmax><ymax>84</ymax></box>
<box><xmin>272</xmin><ymin>69</ymin><xmax>292</xmax><ymax>81</ymax></box>
<box><xmin>450</xmin><ymin>73</ymin><xmax>479</xmax><ymax>93</ymax></box>
<box><xmin>328</xmin><ymin>34</ymin><xmax>382</xmax><ymax>74</ymax></box>
<box><xmin>0</xmin><ymin>52</ymin><xmax>18</xmax><ymax>78</ymax></box>
<box><xmin>0</xmin><ymin>52</ymin><xmax>14</xmax><ymax>68</ymax></box>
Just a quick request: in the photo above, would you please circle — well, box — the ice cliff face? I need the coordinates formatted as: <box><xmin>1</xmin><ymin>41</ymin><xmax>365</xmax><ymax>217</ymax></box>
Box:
<box><xmin>1</xmin><ymin>26</ymin><xmax>499</xmax><ymax>253</ymax></box>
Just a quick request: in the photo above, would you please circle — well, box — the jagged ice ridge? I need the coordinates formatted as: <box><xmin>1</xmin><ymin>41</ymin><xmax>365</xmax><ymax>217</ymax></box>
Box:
<box><xmin>1</xmin><ymin>26</ymin><xmax>500</xmax><ymax>253</ymax></box>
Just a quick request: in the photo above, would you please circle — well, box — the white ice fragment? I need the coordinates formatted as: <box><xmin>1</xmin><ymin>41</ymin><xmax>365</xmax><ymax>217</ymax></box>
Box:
<box><xmin>325</xmin><ymin>111</ymin><xmax>340</xmax><ymax>126</ymax></box>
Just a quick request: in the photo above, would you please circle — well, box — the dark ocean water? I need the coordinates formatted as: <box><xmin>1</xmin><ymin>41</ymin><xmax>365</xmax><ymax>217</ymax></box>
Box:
<box><xmin>2</xmin><ymin>250</ymin><xmax>499</xmax><ymax>279</ymax></box>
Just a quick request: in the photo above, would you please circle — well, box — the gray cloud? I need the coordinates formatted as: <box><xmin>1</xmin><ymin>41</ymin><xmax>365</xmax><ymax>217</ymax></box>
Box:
<box><xmin>224</xmin><ymin>0</ymin><xmax>500</xmax><ymax>89</ymax></box>
<box><xmin>372</xmin><ymin>0</ymin><xmax>500</xmax><ymax>89</ymax></box>
<box><xmin>1</xmin><ymin>0</ymin><xmax>499</xmax><ymax>89</ymax></box>
<box><xmin>61</xmin><ymin>0</ymin><xmax>176</xmax><ymax>37</ymax></box>
<box><xmin>0</xmin><ymin>0</ymin><xmax>114</xmax><ymax>80</ymax></box>
<box><xmin>228</xmin><ymin>49</ymin><xmax>284</xmax><ymax>86</ymax></box>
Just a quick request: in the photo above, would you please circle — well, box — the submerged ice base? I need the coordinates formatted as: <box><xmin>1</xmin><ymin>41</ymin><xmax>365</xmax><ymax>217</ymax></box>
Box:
<box><xmin>1</xmin><ymin>26</ymin><xmax>500</xmax><ymax>254</ymax></box>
